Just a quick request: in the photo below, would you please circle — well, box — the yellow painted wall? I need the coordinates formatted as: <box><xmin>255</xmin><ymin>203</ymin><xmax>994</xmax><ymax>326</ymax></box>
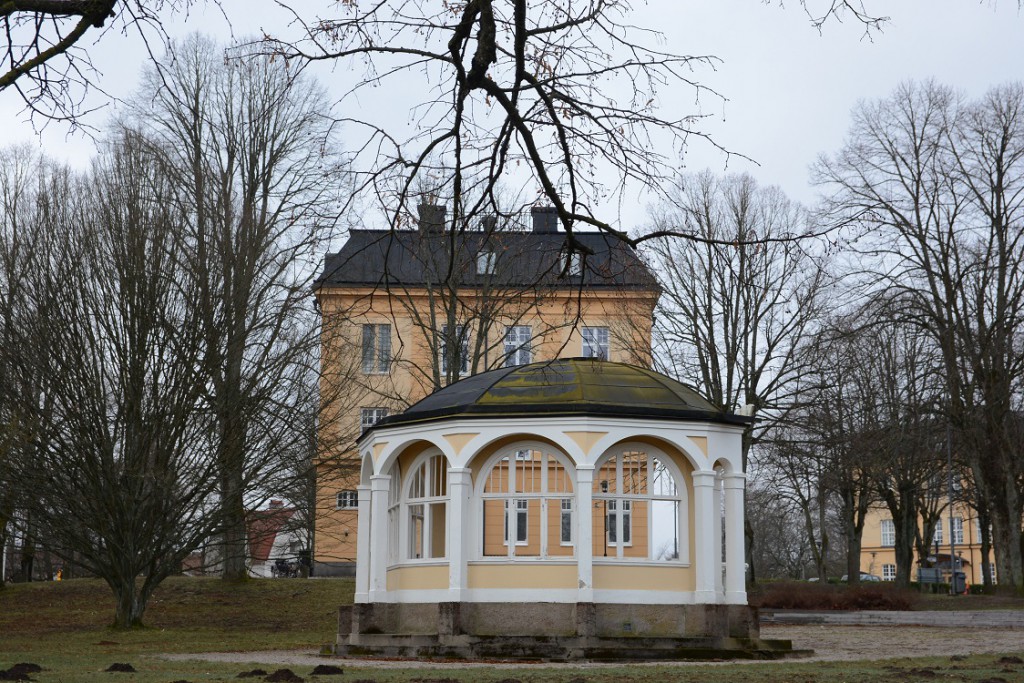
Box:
<box><xmin>592</xmin><ymin>564</ymin><xmax>694</xmax><ymax>591</ymax></box>
<box><xmin>385</xmin><ymin>564</ymin><xmax>450</xmax><ymax>591</ymax></box>
<box><xmin>467</xmin><ymin>563</ymin><xmax>578</xmax><ymax>589</ymax></box>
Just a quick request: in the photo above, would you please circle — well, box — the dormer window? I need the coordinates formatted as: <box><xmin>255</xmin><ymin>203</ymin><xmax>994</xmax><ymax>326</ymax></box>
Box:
<box><xmin>477</xmin><ymin>250</ymin><xmax>497</xmax><ymax>275</ymax></box>
<box><xmin>560</xmin><ymin>250</ymin><xmax>582</xmax><ymax>277</ymax></box>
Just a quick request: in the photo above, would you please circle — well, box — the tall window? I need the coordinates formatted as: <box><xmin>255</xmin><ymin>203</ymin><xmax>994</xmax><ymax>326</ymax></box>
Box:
<box><xmin>880</xmin><ymin>519</ymin><xmax>895</xmax><ymax>546</ymax></box>
<box><xmin>361</xmin><ymin>323</ymin><xmax>391</xmax><ymax>374</ymax></box>
<box><xmin>360</xmin><ymin>407</ymin><xmax>389</xmax><ymax>433</ymax></box>
<box><xmin>504</xmin><ymin>326</ymin><xmax>532</xmax><ymax>366</ymax></box>
<box><xmin>932</xmin><ymin>522</ymin><xmax>943</xmax><ymax>545</ymax></box>
<box><xmin>594</xmin><ymin>445</ymin><xmax>685</xmax><ymax>562</ymax></box>
<box><xmin>404</xmin><ymin>453</ymin><xmax>448</xmax><ymax>560</ymax></box>
<box><xmin>951</xmin><ymin>516</ymin><xmax>964</xmax><ymax>544</ymax></box>
<box><xmin>480</xmin><ymin>445</ymin><xmax>574</xmax><ymax>559</ymax></box>
<box><xmin>582</xmin><ymin>326</ymin><xmax>609</xmax><ymax>360</ymax></box>
<box><xmin>441</xmin><ymin>324</ymin><xmax>469</xmax><ymax>375</ymax></box>
<box><xmin>387</xmin><ymin>466</ymin><xmax>400</xmax><ymax>565</ymax></box>
<box><xmin>882</xmin><ymin>564</ymin><xmax>896</xmax><ymax>581</ymax></box>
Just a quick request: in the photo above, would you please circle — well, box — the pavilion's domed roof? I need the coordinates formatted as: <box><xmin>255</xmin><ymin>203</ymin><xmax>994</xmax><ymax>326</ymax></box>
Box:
<box><xmin>371</xmin><ymin>358</ymin><xmax>750</xmax><ymax>431</ymax></box>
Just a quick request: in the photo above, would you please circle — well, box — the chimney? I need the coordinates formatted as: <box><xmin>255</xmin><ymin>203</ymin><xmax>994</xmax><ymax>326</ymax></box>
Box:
<box><xmin>269</xmin><ymin>499</ymin><xmax>284</xmax><ymax>509</ymax></box>
<box><xmin>418</xmin><ymin>203</ymin><xmax>446</xmax><ymax>234</ymax></box>
<box><xmin>531</xmin><ymin>205</ymin><xmax>558</xmax><ymax>233</ymax></box>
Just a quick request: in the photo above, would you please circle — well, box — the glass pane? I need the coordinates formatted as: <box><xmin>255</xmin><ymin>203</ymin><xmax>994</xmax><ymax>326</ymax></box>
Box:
<box><xmin>651</xmin><ymin>456</ymin><xmax>678</xmax><ymax>497</ymax></box>
<box><xmin>652</xmin><ymin>500</ymin><xmax>680</xmax><ymax>561</ymax></box>
<box><xmin>429</xmin><ymin>502</ymin><xmax>446</xmax><ymax>558</ymax></box>
<box><xmin>514</xmin><ymin>498</ymin><xmax>540</xmax><ymax>557</ymax></box>
<box><xmin>482</xmin><ymin>498</ymin><xmax>506</xmax><ymax>556</ymax></box>
<box><xmin>548</xmin><ymin>498</ymin><xmax>574</xmax><ymax>557</ymax></box>
<box><xmin>515</xmin><ymin>449</ymin><xmax>541</xmax><ymax>493</ymax></box>
<box><xmin>621</xmin><ymin>450</ymin><xmax>648</xmax><ymax>494</ymax></box>
<box><xmin>485</xmin><ymin>456</ymin><xmax>510</xmax><ymax>493</ymax></box>
<box><xmin>595</xmin><ymin>456</ymin><xmax>617</xmax><ymax>494</ymax></box>
<box><xmin>548</xmin><ymin>458</ymin><xmax>573</xmax><ymax>493</ymax></box>
<box><xmin>408</xmin><ymin>504</ymin><xmax>424</xmax><ymax>559</ymax></box>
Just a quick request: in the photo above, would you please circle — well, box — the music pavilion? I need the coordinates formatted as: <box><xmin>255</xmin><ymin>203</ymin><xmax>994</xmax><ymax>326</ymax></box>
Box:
<box><xmin>339</xmin><ymin>359</ymin><xmax>797</xmax><ymax>660</ymax></box>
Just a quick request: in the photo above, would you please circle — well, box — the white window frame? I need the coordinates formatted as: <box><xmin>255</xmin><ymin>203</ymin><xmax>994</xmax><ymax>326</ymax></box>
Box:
<box><xmin>336</xmin><ymin>490</ymin><xmax>358</xmax><ymax>510</ymax></box>
<box><xmin>503</xmin><ymin>325</ymin><xmax>532</xmax><ymax>367</ymax></box>
<box><xmin>360</xmin><ymin>407</ymin><xmax>389</xmax><ymax>433</ymax></box>
<box><xmin>882</xmin><ymin>563</ymin><xmax>896</xmax><ymax>581</ymax></box>
<box><xmin>440</xmin><ymin>324</ymin><xmax>470</xmax><ymax>375</ymax></box>
<box><xmin>880</xmin><ymin>519</ymin><xmax>895</xmax><ymax>547</ymax></box>
<box><xmin>932</xmin><ymin>522</ymin><xmax>943</xmax><ymax>545</ymax></box>
<box><xmin>361</xmin><ymin>323</ymin><xmax>392</xmax><ymax>374</ymax></box>
<box><xmin>582</xmin><ymin>326</ymin><xmax>609</xmax><ymax>360</ymax></box>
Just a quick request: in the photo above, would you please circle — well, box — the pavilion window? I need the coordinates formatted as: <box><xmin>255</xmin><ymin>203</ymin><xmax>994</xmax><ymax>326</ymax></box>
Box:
<box><xmin>481</xmin><ymin>445</ymin><xmax>575</xmax><ymax>559</ymax></box>
<box><xmin>594</xmin><ymin>446</ymin><xmax>684</xmax><ymax>562</ymax></box>
<box><xmin>403</xmin><ymin>453</ymin><xmax>447</xmax><ymax>560</ymax></box>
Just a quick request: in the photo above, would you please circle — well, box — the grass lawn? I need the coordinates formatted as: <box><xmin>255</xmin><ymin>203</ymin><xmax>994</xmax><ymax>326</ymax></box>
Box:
<box><xmin>1</xmin><ymin>577</ymin><xmax>1023</xmax><ymax>682</ymax></box>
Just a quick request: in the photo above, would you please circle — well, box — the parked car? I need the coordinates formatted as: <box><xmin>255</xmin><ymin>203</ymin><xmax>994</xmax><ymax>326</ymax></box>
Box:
<box><xmin>841</xmin><ymin>572</ymin><xmax>881</xmax><ymax>582</ymax></box>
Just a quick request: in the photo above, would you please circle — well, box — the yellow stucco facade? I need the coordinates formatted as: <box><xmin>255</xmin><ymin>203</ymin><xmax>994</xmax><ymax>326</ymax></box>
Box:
<box><xmin>860</xmin><ymin>500</ymin><xmax>997</xmax><ymax>586</ymax></box>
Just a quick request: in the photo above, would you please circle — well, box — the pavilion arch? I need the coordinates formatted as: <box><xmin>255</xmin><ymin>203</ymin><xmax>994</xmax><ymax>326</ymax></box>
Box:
<box><xmin>463</xmin><ymin>432</ymin><xmax>574</xmax><ymax>481</ymax></box>
<box><xmin>470</xmin><ymin>439</ymin><xmax>578</xmax><ymax>560</ymax></box>
<box><xmin>360</xmin><ymin>451</ymin><xmax>374</xmax><ymax>486</ymax></box>
<box><xmin>374</xmin><ymin>435</ymin><xmax>454</xmax><ymax>479</ymax></box>
<box><xmin>591</xmin><ymin>440</ymin><xmax>690</xmax><ymax>564</ymax></box>
<box><xmin>586</xmin><ymin>431</ymin><xmax>706</xmax><ymax>472</ymax></box>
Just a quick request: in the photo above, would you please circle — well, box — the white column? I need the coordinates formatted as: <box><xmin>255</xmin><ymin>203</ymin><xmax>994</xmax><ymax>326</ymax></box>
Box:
<box><xmin>354</xmin><ymin>484</ymin><xmax>372</xmax><ymax>603</ymax></box>
<box><xmin>692</xmin><ymin>470</ymin><xmax>718</xmax><ymax>604</ymax></box>
<box><xmin>576</xmin><ymin>465</ymin><xmax>595</xmax><ymax>602</ymax></box>
<box><xmin>368</xmin><ymin>474</ymin><xmax>391</xmax><ymax>601</ymax></box>
<box><xmin>723</xmin><ymin>473</ymin><xmax>747</xmax><ymax>604</ymax></box>
<box><xmin>447</xmin><ymin>467</ymin><xmax>472</xmax><ymax>601</ymax></box>
<box><xmin>713</xmin><ymin>474</ymin><xmax>724</xmax><ymax>597</ymax></box>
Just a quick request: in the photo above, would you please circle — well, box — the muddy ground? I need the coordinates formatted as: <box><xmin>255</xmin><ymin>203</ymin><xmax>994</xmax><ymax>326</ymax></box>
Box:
<box><xmin>161</xmin><ymin>624</ymin><xmax>1024</xmax><ymax>669</ymax></box>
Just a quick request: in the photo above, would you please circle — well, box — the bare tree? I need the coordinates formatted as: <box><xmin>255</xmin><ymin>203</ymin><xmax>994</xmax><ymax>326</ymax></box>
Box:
<box><xmin>124</xmin><ymin>33</ymin><xmax>345</xmax><ymax>581</ymax></box>
<box><xmin>647</xmin><ymin>171</ymin><xmax>832</xmax><ymax>581</ymax></box>
<box><xmin>0</xmin><ymin>133</ymin><xmax>224</xmax><ymax>627</ymax></box>
<box><xmin>816</xmin><ymin>80</ymin><xmax>1024</xmax><ymax>593</ymax></box>
<box><xmin>250</xmin><ymin>2</ymin><xmax>894</xmax><ymax>253</ymax></box>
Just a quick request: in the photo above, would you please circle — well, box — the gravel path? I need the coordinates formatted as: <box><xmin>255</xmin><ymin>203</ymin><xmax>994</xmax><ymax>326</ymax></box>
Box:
<box><xmin>159</xmin><ymin>624</ymin><xmax>1024</xmax><ymax>669</ymax></box>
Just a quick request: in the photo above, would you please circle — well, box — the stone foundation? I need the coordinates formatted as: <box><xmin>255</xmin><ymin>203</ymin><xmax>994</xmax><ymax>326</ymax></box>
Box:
<box><xmin>336</xmin><ymin>602</ymin><xmax>806</xmax><ymax>661</ymax></box>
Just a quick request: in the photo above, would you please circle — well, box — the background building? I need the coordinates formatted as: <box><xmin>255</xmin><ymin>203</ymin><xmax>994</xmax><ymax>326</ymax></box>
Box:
<box><xmin>312</xmin><ymin>205</ymin><xmax>661</xmax><ymax>576</ymax></box>
<box><xmin>860</xmin><ymin>499</ymin><xmax>997</xmax><ymax>587</ymax></box>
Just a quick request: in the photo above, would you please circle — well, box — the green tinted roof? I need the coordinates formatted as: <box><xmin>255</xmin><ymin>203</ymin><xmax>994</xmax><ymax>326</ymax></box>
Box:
<box><xmin>373</xmin><ymin>359</ymin><xmax>749</xmax><ymax>431</ymax></box>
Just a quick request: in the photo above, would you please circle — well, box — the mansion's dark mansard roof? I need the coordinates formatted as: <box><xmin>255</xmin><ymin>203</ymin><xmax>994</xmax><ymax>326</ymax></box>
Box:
<box><xmin>366</xmin><ymin>358</ymin><xmax>752</xmax><ymax>433</ymax></box>
<box><xmin>315</xmin><ymin>205</ymin><xmax>659</xmax><ymax>291</ymax></box>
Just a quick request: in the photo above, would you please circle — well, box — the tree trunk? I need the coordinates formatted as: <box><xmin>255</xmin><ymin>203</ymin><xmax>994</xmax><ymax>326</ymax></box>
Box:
<box><xmin>111</xmin><ymin>580</ymin><xmax>148</xmax><ymax>629</ymax></box>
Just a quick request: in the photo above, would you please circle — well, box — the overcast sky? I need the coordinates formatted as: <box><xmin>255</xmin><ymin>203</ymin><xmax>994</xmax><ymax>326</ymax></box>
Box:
<box><xmin>3</xmin><ymin>0</ymin><xmax>1023</xmax><ymax>232</ymax></box>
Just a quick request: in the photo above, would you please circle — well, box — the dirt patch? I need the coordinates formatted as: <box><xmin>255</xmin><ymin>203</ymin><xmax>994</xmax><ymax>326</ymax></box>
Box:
<box><xmin>309</xmin><ymin>664</ymin><xmax>344</xmax><ymax>675</ymax></box>
<box><xmin>763</xmin><ymin>625</ymin><xmax>1024</xmax><ymax>662</ymax></box>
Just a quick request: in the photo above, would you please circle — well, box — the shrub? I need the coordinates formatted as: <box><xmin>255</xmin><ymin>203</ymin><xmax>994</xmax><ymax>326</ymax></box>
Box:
<box><xmin>750</xmin><ymin>581</ymin><xmax>918</xmax><ymax>610</ymax></box>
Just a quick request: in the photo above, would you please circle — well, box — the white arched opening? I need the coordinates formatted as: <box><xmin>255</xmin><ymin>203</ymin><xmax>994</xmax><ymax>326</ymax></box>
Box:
<box><xmin>592</xmin><ymin>442</ymin><xmax>688</xmax><ymax>564</ymax></box>
<box><xmin>400</xmin><ymin>450</ymin><xmax>449</xmax><ymax>561</ymax></box>
<box><xmin>475</xmin><ymin>442</ymin><xmax>576</xmax><ymax>560</ymax></box>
